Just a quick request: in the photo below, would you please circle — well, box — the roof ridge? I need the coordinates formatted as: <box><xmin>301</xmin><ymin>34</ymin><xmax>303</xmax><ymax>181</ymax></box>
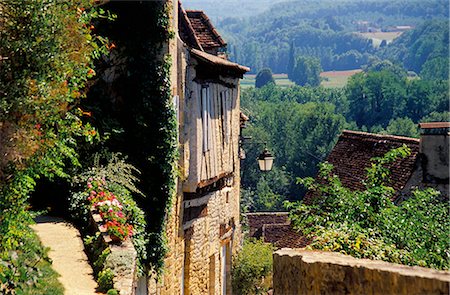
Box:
<box><xmin>178</xmin><ymin>2</ymin><xmax>203</xmax><ymax>50</ymax></box>
<box><xmin>342</xmin><ymin>130</ymin><xmax>420</xmax><ymax>143</ymax></box>
<box><xmin>185</xmin><ymin>10</ymin><xmax>226</xmax><ymax>48</ymax></box>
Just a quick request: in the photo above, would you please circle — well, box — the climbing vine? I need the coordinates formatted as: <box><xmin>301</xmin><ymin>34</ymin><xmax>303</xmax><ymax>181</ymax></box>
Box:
<box><xmin>79</xmin><ymin>1</ymin><xmax>178</xmax><ymax>274</ymax></box>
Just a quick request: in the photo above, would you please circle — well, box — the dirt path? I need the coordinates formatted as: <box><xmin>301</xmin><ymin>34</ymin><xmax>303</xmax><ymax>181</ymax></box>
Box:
<box><xmin>31</xmin><ymin>216</ymin><xmax>104</xmax><ymax>295</ymax></box>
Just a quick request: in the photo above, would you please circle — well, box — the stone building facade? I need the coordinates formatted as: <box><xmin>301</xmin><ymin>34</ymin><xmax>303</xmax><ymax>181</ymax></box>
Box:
<box><xmin>151</xmin><ymin>1</ymin><xmax>249</xmax><ymax>294</ymax></box>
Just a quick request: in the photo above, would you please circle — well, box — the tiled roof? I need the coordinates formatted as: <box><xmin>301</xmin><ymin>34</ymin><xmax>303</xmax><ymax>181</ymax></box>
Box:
<box><xmin>262</xmin><ymin>224</ymin><xmax>310</xmax><ymax>248</ymax></box>
<box><xmin>246</xmin><ymin>212</ymin><xmax>289</xmax><ymax>239</ymax></box>
<box><xmin>185</xmin><ymin>10</ymin><xmax>226</xmax><ymax>50</ymax></box>
<box><xmin>178</xmin><ymin>2</ymin><xmax>226</xmax><ymax>51</ymax></box>
<box><xmin>304</xmin><ymin>130</ymin><xmax>420</xmax><ymax>203</ymax></box>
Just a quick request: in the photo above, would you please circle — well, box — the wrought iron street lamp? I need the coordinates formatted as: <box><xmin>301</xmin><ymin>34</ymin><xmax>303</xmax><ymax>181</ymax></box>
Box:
<box><xmin>257</xmin><ymin>148</ymin><xmax>274</xmax><ymax>172</ymax></box>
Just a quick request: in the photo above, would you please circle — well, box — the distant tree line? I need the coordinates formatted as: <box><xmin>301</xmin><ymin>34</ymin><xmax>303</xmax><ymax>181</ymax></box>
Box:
<box><xmin>220</xmin><ymin>0</ymin><xmax>448</xmax><ymax>74</ymax></box>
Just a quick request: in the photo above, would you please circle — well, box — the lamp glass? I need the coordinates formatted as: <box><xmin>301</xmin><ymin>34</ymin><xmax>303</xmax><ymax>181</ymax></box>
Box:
<box><xmin>258</xmin><ymin>156</ymin><xmax>274</xmax><ymax>171</ymax></box>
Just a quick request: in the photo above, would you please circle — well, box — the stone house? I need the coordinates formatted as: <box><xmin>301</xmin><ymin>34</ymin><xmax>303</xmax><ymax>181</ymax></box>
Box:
<box><xmin>152</xmin><ymin>1</ymin><xmax>249</xmax><ymax>294</ymax></box>
<box><xmin>248</xmin><ymin>123</ymin><xmax>449</xmax><ymax>248</ymax></box>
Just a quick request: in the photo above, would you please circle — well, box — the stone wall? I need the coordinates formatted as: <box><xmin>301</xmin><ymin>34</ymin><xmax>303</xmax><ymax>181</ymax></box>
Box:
<box><xmin>90</xmin><ymin>210</ymin><xmax>137</xmax><ymax>295</ymax></box>
<box><xmin>273</xmin><ymin>249</ymin><xmax>450</xmax><ymax>295</ymax></box>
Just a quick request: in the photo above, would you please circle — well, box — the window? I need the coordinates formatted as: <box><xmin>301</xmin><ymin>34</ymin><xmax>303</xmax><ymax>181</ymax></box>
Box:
<box><xmin>201</xmin><ymin>85</ymin><xmax>233</xmax><ymax>153</ymax></box>
<box><xmin>220</xmin><ymin>90</ymin><xmax>231</xmax><ymax>146</ymax></box>
<box><xmin>201</xmin><ymin>85</ymin><xmax>211</xmax><ymax>152</ymax></box>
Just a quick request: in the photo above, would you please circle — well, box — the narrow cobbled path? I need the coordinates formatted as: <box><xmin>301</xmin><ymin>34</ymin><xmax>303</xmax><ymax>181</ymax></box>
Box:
<box><xmin>31</xmin><ymin>216</ymin><xmax>104</xmax><ymax>295</ymax></box>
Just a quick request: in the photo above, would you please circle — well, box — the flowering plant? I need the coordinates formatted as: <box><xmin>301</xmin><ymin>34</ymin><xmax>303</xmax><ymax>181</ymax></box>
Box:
<box><xmin>86</xmin><ymin>178</ymin><xmax>133</xmax><ymax>242</ymax></box>
<box><xmin>105</xmin><ymin>220</ymin><xmax>133</xmax><ymax>241</ymax></box>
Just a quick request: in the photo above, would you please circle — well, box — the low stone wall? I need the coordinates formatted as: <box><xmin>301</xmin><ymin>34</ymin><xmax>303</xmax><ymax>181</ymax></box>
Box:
<box><xmin>90</xmin><ymin>210</ymin><xmax>137</xmax><ymax>295</ymax></box>
<box><xmin>273</xmin><ymin>249</ymin><xmax>450</xmax><ymax>295</ymax></box>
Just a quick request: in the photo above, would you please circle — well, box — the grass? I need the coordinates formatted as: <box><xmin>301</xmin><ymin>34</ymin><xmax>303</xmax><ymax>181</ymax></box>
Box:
<box><xmin>356</xmin><ymin>32</ymin><xmax>403</xmax><ymax>47</ymax></box>
<box><xmin>242</xmin><ymin>70</ymin><xmax>362</xmax><ymax>89</ymax></box>
<box><xmin>241</xmin><ymin>73</ymin><xmax>295</xmax><ymax>88</ymax></box>
<box><xmin>320</xmin><ymin>69</ymin><xmax>362</xmax><ymax>88</ymax></box>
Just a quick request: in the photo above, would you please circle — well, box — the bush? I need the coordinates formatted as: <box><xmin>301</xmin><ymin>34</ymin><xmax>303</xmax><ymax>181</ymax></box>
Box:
<box><xmin>287</xmin><ymin>146</ymin><xmax>450</xmax><ymax>270</ymax></box>
<box><xmin>0</xmin><ymin>1</ymin><xmax>110</xmax><ymax>292</ymax></box>
<box><xmin>255</xmin><ymin>68</ymin><xmax>275</xmax><ymax>88</ymax></box>
<box><xmin>97</xmin><ymin>268</ymin><xmax>114</xmax><ymax>292</ymax></box>
<box><xmin>232</xmin><ymin>239</ymin><xmax>273</xmax><ymax>295</ymax></box>
<box><xmin>107</xmin><ymin>289</ymin><xmax>119</xmax><ymax>295</ymax></box>
<box><xmin>69</xmin><ymin>153</ymin><xmax>148</xmax><ymax>274</ymax></box>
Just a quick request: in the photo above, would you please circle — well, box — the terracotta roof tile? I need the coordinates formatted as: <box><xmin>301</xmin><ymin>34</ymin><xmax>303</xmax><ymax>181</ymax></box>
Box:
<box><xmin>304</xmin><ymin>130</ymin><xmax>420</xmax><ymax>203</ymax></box>
<box><xmin>262</xmin><ymin>224</ymin><xmax>310</xmax><ymax>248</ymax></box>
<box><xmin>178</xmin><ymin>2</ymin><xmax>226</xmax><ymax>51</ymax></box>
<box><xmin>246</xmin><ymin>212</ymin><xmax>289</xmax><ymax>239</ymax></box>
<box><xmin>185</xmin><ymin>10</ymin><xmax>226</xmax><ymax>50</ymax></box>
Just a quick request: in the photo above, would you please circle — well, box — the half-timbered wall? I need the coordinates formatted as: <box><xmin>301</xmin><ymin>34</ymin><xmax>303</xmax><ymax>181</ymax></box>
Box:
<box><xmin>182</xmin><ymin>59</ymin><xmax>240</xmax><ymax>193</ymax></box>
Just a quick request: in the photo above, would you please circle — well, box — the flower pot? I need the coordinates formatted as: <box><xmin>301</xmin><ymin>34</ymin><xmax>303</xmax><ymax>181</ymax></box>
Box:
<box><xmin>109</xmin><ymin>234</ymin><xmax>123</xmax><ymax>243</ymax></box>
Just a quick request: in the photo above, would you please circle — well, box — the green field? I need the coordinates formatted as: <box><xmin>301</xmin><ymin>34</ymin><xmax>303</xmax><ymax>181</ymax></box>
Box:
<box><xmin>242</xmin><ymin>71</ymin><xmax>361</xmax><ymax>89</ymax></box>
<box><xmin>241</xmin><ymin>74</ymin><xmax>295</xmax><ymax>88</ymax></box>
<box><xmin>357</xmin><ymin>31</ymin><xmax>404</xmax><ymax>47</ymax></box>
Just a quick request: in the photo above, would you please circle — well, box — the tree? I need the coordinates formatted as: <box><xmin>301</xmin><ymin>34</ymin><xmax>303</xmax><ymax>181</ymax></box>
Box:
<box><xmin>421</xmin><ymin>111</ymin><xmax>450</xmax><ymax>122</ymax></box>
<box><xmin>232</xmin><ymin>239</ymin><xmax>274</xmax><ymax>294</ymax></box>
<box><xmin>287</xmin><ymin>41</ymin><xmax>295</xmax><ymax>78</ymax></box>
<box><xmin>346</xmin><ymin>70</ymin><xmax>406</xmax><ymax>128</ymax></box>
<box><xmin>291</xmin><ymin>56</ymin><xmax>322</xmax><ymax>87</ymax></box>
<box><xmin>385</xmin><ymin>117</ymin><xmax>419</xmax><ymax>138</ymax></box>
<box><xmin>255</xmin><ymin>68</ymin><xmax>275</xmax><ymax>88</ymax></box>
<box><xmin>420</xmin><ymin>57</ymin><xmax>450</xmax><ymax>81</ymax></box>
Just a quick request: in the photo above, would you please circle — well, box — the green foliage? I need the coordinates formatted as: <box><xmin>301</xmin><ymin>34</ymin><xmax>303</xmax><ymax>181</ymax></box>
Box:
<box><xmin>218</xmin><ymin>0</ymin><xmax>448</xmax><ymax>73</ymax></box>
<box><xmin>78</xmin><ymin>1</ymin><xmax>178</xmax><ymax>274</ymax></box>
<box><xmin>107</xmin><ymin>289</ymin><xmax>119</xmax><ymax>295</ymax></box>
<box><xmin>286</xmin><ymin>146</ymin><xmax>450</xmax><ymax>270</ymax></box>
<box><xmin>0</xmin><ymin>1</ymin><xmax>110</xmax><ymax>291</ymax></box>
<box><xmin>346</xmin><ymin>69</ymin><xmax>449</xmax><ymax>128</ymax></box>
<box><xmin>380</xmin><ymin>19</ymin><xmax>449</xmax><ymax>74</ymax></box>
<box><xmin>421</xmin><ymin>111</ymin><xmax>450</xmax><ymax>122</ymax></box>
<box><xmin>420</xmin><ymin>57</ymin><xmax>449</xmax><ymax>81</ymax></box>
<box><xmin>232</xmin><ymin>239</ymin><xmax>274</xmax><ymax>295</ymax></box>
<box><xmin>94</xmin><ymin>248</ymin><xmax>111</xmax><ymax>274</ymax></box>
<box><xmin>255</xmin><ymin>68</ymin><xmax>275</xmax><ymax>88</ymax></box>
<box><xmin>0</xmin><ymin>230</ymin><xmax>64</xmax><ymax>295</ymax></box>
<box><xmin>69</xmin><ymin>153</ymin><xmax>148</xmax><ymax>274</ymax></box>
<box><xmin>384</xmin><ymin>117</ymin><xmax>419</xmax><ymax>138</ymax></box>
<box><xmin>289</xmin><ymin>56</ymin><xmax>322</xmax><ymax>86</ymax></box>
<box><xmin>97</xmin><ymin>268</ymin><xmax>114</xmax><ymax>292</ymax></box>
<box><xmin>241</xmin><ymin>86</ymin><xmax>347</xmax><ymax>208</ymax></box>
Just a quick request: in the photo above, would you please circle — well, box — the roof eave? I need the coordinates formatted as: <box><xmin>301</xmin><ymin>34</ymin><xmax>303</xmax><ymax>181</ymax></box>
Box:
<box><xmin>189</xmin><ymin>48</ymin><xmax>250</xmax><ymax>75</ymax></box>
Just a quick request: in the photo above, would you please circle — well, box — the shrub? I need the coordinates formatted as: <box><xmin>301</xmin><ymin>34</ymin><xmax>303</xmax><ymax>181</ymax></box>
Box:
<box><xmin>69</xmin><ymin>153</ymin><xmax>148</xmax><ymax>274</ymax></box>
<box><xmin>107</xmin><ymin>289</ymin><xmax>119</xmax><ymax>295</ymax></box>
<box><xmin>286</xmin><ymin>146</ymin><xmax>450</xmax><ymax>270</ymax></box>
<box><xmin>0</xmin><ymin>1</ymin><xmax>110</xmax><ymax>291</ymax></box>
<box><xmin>232</xmin><ymin>239</ymin><xmax>274</xmax><ymax>295</ymax></box>
<box><xmin>97</xmin><ymin>268</ymin><xmax>114</xmax><ymax>292</ymax></box>
<box><xmin>255</xmin><ymin>68</ymin><xmax>275</xmax><ymax>88</ymax></box>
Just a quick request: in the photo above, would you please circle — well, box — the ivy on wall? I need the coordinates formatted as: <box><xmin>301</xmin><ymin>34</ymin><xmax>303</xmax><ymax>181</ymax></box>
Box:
<box><xmin>81</xmin><ymin>1</ymin><xmax>178</xmax><ymax>273</ymax></box>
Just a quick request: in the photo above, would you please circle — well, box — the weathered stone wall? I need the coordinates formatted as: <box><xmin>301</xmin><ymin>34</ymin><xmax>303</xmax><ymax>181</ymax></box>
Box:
<box><xmin>150</xmin><ymin>1</ymin><xmax>242</xmax><ymax>293</ymax></box>
<box><xmin>90</xmin><ymin>210</ymin><xmax>137</xmax><ymax>295</ymax></box>
<box><xmin>273</xmin><ymin>249</ymin><xmax>450</xmax><ymax>295</ymax></box>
